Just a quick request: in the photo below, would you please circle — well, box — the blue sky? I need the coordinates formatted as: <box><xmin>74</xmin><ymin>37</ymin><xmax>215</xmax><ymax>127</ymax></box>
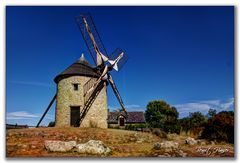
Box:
<box><xmin>6</xmin><ymin>6</ymin><xmax>234</xmax><ymax>126</ymax></box>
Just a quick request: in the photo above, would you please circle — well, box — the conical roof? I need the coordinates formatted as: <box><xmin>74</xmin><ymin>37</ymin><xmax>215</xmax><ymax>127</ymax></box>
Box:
<box><xmin>54</xmin><ymin>54</ymin><xmax>100</xmax><ymax>83</ymax></box>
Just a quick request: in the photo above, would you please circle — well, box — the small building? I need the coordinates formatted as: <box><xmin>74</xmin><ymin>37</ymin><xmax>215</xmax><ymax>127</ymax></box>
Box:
<box><xmin>108</xmin><ymin>111</ymin><xmax>146</xmax><ymax>127</ymax></box>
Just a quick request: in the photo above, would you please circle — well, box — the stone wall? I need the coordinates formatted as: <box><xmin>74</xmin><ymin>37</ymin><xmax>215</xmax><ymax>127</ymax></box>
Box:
<box><xmin>55</xmin><ymin>76</ymin><xmax>108</xmax><ymax>128</ymax></box>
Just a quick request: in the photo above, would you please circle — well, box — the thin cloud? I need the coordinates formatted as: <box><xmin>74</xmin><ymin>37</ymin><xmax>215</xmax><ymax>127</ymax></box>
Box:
<box><xmin>7</xmin><ymin>111</ymin><xmax>39</xmax><ymax>120</ymax></box>
<box><xmin>219</xmin><ymin>98</ymin><xmax>234</xmax><ymax>111</ymax></box>
<box><xmin>174</xmin><ymin>98</ymin><xmax>234</xmax><ymax>118</ymax></box>
<box><xmin>8</xmin><ymin>81</ymin><xmax>54</xmax><ymax>88</ymax></box>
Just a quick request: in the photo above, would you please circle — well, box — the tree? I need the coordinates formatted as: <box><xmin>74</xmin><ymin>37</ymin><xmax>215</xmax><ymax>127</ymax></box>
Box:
<box><xmin>189</xmin><ymin>112</ymin><xmax>207</xmax><ymax>127</ymax></box>
<box><xmin>145</xmin><ymin>100</ymin><xmax>179</xmax><ymax>133</ymax></box>
<box><xmin>207</xmin><ymin>109</ymin><xmax>217</xmax><ymax>118</ymax></box>
<box><xmin>178</xmin><ymin>111</ymin><xmax>207</xmax><ymax>136</ymax></box>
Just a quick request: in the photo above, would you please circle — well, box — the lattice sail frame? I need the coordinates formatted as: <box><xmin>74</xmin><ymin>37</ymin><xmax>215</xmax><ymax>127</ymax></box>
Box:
<box><xmin>76</xmin><ymin>13</ymin><xmax>108</xmax><ymax>66</ymax></box>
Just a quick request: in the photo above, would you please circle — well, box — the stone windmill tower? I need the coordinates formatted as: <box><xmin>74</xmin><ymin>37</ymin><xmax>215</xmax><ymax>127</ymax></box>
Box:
<box><xmin>54</xmin><ymin>54</ymin><xmax>108</xmax><ymax>128</ymax></box>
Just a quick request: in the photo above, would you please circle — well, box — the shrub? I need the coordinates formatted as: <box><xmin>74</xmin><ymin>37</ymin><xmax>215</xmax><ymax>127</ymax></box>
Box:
<box><xmin>178</xmin><ymin>112</ymin><xmax>207</xmax><ymax>136</ymax></box>
<box><xmin>124</xmin><ymin>123</ymin><xmax>149</xmax><ymax>131</ymax></box>
<box><xmin>48</xmin><ymin>121</ymin><xmax>55</xmax><ymax>127</ymax></box>
<box><xmin>201</xmin><ymin>111</ymin><xmax>234</xmax><ymax>143</ymax></box>
<box><xmin>108</xmin><ymin>124</ymin><xmax>120</xmax><ymax>129</ymax></box>
<box><xmin>152</xmin><ymin>128</ymin><xmax>167</xmax><ymax>138</ymax></box>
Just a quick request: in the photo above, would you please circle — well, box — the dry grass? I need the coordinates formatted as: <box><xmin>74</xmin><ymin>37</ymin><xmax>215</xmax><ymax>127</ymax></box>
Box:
<box><xmin>6</xmin><ymin>127</ymin><xmax>234</xmax><ymax>157</ymax></box>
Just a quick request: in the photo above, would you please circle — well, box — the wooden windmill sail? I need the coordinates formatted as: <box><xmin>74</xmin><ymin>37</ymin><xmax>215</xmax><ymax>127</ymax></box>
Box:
<box><xmin>75</xmin><ymin>13</ymin><xmax>128</xmax><ymax>125</ymax></box>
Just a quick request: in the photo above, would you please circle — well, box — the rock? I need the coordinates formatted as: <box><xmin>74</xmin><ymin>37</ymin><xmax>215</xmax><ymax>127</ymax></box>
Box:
<box><xmin>177</xmin><ymin>149</ymin><xmax>187</xmax><ymax>157</ymax></box>
<box><xmin>185</xmin><ymin>137</ymin><xmax>197</xmax><ymax>145</ymax></box>
<box><xmin>161</xmin><ymin>141</ymin><xmax>179</xmax><ymax>149</ymax></box>
<box><xmin>44</xmin><ymin>140</ymin><xmax>76</xmax><ymax>152</ymax></box>
<box><xmin>154</xmin><ymin>141</ymin><xmax>187</xmax><ymax>157</ymax></box>
<box><xmin>76</xmin><ymin>140</ymin><xmax>111</xmax><ymax>155</ymax></box>
<box><xmin>153</xmin><ymin>142</ymin><xmax>161</xmax><ymax>150</ymax></box>
<box><xmin>31</xmin><ymin>145</ymin><xmax>37</xmax><ymax>149</ymax></box>
<box><xmin>154</xmin><ymin>141</ymin><xmax>179</xmax><ymax>152</ymax></box>
<box><xmin>21</xmin><ymin>144</ymin><xmax>28</xmax><ymax>149</ymax></box>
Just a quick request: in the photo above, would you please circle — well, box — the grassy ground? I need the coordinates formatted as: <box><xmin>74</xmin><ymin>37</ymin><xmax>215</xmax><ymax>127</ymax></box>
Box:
<box><xmin>6</xmin><ymin>127</ymin><xmax>234</xmax><ymax>157</ymax></box>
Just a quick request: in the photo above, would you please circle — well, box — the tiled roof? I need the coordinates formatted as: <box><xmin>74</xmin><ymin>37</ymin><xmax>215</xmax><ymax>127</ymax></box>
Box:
<box><xmin>108</xmin><ymin>111</ymin><xmax>146</xmax><ymax>124</ymax></box>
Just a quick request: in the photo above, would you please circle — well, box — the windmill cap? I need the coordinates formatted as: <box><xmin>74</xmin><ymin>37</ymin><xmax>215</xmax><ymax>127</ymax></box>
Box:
<box><xmin>54</xmin><ymin>54</ymin><xmax>100</xmax><ymax>83</ymax></box>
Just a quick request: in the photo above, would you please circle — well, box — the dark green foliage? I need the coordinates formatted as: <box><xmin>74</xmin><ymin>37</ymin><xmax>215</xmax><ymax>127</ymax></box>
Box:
<box><xmin>145</xmin><ymin>100</ymin><xmax>179</xmax><ymax>133</ymax></box>
<box><xmin>189</xmin><ymin>112</ymin><xmax>207</xmax><ymax>126</ymax></box>
<box><xmin>125</xmin><ymin>123</ymin><xmax>149</xmax><ymax>131</ymax></box>
<box><xmin>178</xmin><ymin>117</ymin><xmax>191</xmax><ymax>133</ymax></box>
<box><xmin>201</xmin><ymin>111</ymin><xmax>234</xmax><ymax>143</ymax></box>
<box><xmin>108</xmin><ymin>124</ymin><xmax>120</xmax><ymax>129</ymax></box>
<box><xmin>178</xmin><ymin>112</ymin><xmax>205</xmax><ymax>135</ymax></box>
<box><xmin>178</xmin><ymin>111</ymin><xmax>207</xmax><ymax>135</ymax></box>
<box><xmin>48</xmin><ymin>121</ymin><xmax>55</xmax><ymax>127</ymax></box>
<box><xmin>207</xmin><ymin>109</ymin><xmax>217</xmax><ymax>118</ymax></box>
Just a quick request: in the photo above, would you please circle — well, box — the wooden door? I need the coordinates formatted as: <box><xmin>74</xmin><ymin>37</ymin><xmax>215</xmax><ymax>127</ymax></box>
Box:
<box><xmin>70</xmin><ymin>106</ymin><xmax>80</xmax><ymax>127</ymax></box>
<box><xmin>119</xmin><ymin>117</ymin><xmax>125</xmax><ymax>126</ymax></box>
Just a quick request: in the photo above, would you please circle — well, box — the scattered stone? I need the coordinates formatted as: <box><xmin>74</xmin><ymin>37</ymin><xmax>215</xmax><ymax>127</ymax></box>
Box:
<box><xmin>44</xmin><ymin>140</ymin><xmax>76</xmax><ymax>152</ymax></box>
<box><xmin>21</xmin><ymin>144</ymin><xmax>28</xmax><ymax>149</ymax></box>
<box><xmin>185</xmin><ymin>137</ymin><xmax>197</xmax><ymax>145</ymax></box>
<box><xmin>162</xmin><ymin>141</ymin><xmax>179</xmax><ymax>148</ymax></box>
<box><xmin>31</xmin><ymin>145</ymin><xmax>37</xmax><ymax>149</ymax></box>
<box><xmin>154</xmin><ymin>141</ymin><xmax>187</xmax><ymax>157</ymax></box>
<box><xmin>154</xmin><ymin>141</ymin><xmax>179</xmax><ymax>152</ymax></box>
<box><xmin>76</xmin><ymin>140</ymin><xmax>111</xmax><ymax>155</ymax></box>
<box><xmin>177</xmin><ymin>149</ymin><xmax>187</xmax><ymax>157</ymax></box>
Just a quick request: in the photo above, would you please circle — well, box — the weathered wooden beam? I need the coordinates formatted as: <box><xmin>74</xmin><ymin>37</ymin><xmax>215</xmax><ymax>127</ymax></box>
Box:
<box><xmin>36</xmin><ymin>94</ymin><xmax>57</xmax><ymax>127</ymax></box>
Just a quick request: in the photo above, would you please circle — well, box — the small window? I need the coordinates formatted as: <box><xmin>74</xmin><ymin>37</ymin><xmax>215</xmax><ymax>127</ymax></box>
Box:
<box><xmin>73</xmin><ymin>84</ymin><xmax>78</xmax><ymax>91</ymax></box>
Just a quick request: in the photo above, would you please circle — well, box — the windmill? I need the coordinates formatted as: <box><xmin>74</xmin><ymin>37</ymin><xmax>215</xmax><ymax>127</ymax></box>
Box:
<box><xmin>75</xmin><ymin>13</ymin><xmax>128</xmax><ymax>125</ymax></box>
<box><xmin>36</xmin><ymin>13</ymin><xmax>128</xmax><ymax>127</ymax></box>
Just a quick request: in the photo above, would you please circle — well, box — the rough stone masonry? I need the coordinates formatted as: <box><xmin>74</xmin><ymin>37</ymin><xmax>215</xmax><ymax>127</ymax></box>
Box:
<box><xmin>54</xmin><ymin>55</ymin><xmax>108</xmax><ymax>128</ymax></box>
